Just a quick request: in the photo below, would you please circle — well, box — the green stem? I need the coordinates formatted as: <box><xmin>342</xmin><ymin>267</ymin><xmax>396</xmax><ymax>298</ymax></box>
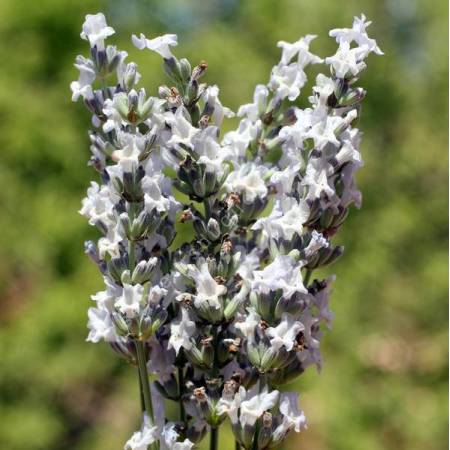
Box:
<box><xmin>203</xmin><ymin>197</ymin><xmax>212</xmax><ymax>221</ymax></box>
<box><xmin>178</xmin><ymin>366</ymin><xmax>186</xmax><ymax>423</ymax></box>
<box><xmin>135</xmin><ymin>340</ymin><xmax>154</xmax><ymax>423</ymax></box>
<box><xmin>251</xmin><ymin>423</ymin><xmax>260</xmax><ymax>450</ymax></box>
<box><xmin>129</xmin><ymin>240</ymin><xmax>136</xmax><ymax>272</ymax></box>
<box><xmin>137</xmin><ymin>365</ymin><xmax>145</xmax><ymax>413</ymax></box>
<box><xmin>100</xmin><ymin>78</ymin><xmax>109</xmax><ymax>100</ymax></box>
<box><xmin>303</xmin><ymin>268</ymin><xmax>313</xmax><ymax>287</ymax></box>
<box><xmin>251</xmin><ymin>373</ymin><xmax>267</xmax><ymax>450</ymax></box>
<box><xmin>210</xmin><ymin>427</ymin><xmax>219</xmax><ymax>450</ymax></box>
<box><xmin>235</xmin><ymin>441</ymin><xmax>241</xmax><ymax>450</ymax></box>
<box><xmin>128</xmin><ymin>203</ymin><xmax>137</xmax><ymax>272</ymax></box>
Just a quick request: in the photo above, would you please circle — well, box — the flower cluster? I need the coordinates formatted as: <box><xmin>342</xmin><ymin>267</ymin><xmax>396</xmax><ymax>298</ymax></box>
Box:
<box><xmin>72</xmin><ymin>12</ymin><xmax>381</xmax><ymax>450</ymax></box>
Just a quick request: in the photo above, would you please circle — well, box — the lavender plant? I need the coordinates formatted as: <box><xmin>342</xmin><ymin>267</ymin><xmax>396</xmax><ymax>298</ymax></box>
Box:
<box><xmin>72</xmin><ymin>12</ymin><xmax>382</xmax><ymax>450</ymax></box>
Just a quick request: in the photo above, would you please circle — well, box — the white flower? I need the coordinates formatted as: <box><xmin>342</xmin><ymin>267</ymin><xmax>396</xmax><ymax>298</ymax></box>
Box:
<box><xmin>192</xmin><ymin>127</ymin><xmax>225</xmax><ymax>174</ymax></box>
<box><xmin>269</xmin><ymin>63</ymin><xmax>307</xmax><ymax>101</ymax></box>
<box><xmin>97</xmin><ymin>223</ymin><xmax>124</xmax><ymax>258</ymax></box>
<box><xmin>203</xmin><ymin>85</ymin><xmax>234</xmax><ymax>126</ymax></box>
<box><xmin>304</xmin><ymin>110</ymin><xmax>344</xmax><ymax>150</ymax></box>
<box><xmin>102</xmin><ymin>94</ymin><xmax>127</xmax><ymax>133</ymax></box>
<box><xmin>225</xmin><ymin>163</ymin><xmax>268</xmax><ymax>204</ymax></box>
<box><xmin>222</xmin><ymin>118</ymin><xmax>261</xmax><ymax>161</ymax></box>
<box><xmin>87</xmin><ymin>306</ymin><xmax>117</xmax><ymax>343</ymax></box>
<box><xmin>299</xmin><ymin>310</ymin><xmax>321</xmax><ymax>351</ymax></box>
<box><xmin>325</xmin><ymin>42</ymin><xmax>367</xmax><ymax>78</ymax></box>
<box><xmin>80</xmin><ymin>13</ymin><xmax>115</xmax><ymax>50</ymax></box>
<box><xmin>312</xmin><ymin>276</ymin><xmax>335</xmax><ymax>327</ymax></box>
<box><xmin>304</xmin><ymin>230</ymin><xmax>329</xmax><ymax>258</ymax></box>
<box><xmin>277</xmin><ymin>34</ymin><xmax>322</xmax><ymax>66</ymax></box>
<box><xmin>115</xmin><ymin>283</ymin><xmax>144</xmax><ymax>318</ymax></box>
<box><xmin>168</xmin><ymin>307</ymin><xmax>196</xmax><ymax>354</ymax></box>
<box><xmin>142</xmin><ymin>177</ymin><xmax>173</xmax><ymax>214</ymax></box>
<box><xmin>239</xmin><ymin>385</ymin><xmax>280</xmax><ymax>428</ymax></box>
<box><xmin>252</xmin><ymin>255</ymin><xmax>307</xmax><ymax>298</ymax></box>
<box><xmin>267</xmin><ymin>313</ymin><xmax>304</xmax><ymax>351</ymax></box>
<box><xmin>147</xmin><ymin>284</ymin><xmax>168</xmax><ymax>305</ymax></box>
<box><xmin>279</xmin><ymin>392</ymin><xmax>306</xmax><ymax>433</ymax></box>
<box><xmin>234</xmin><ymin>308</ymin><xmax>260</xmax><ymax>340</ymax></box>
<box><xmin>160</xmin><ymin>423</ymin><xmax>194</xmax><ymax>450</ymax></box>
<box><xmin>252</xmin><ymin>196</ymin><xmax>310</xmax><ymax>241</ymax></box>
<box><xmin>112</xmin><ymin>143</ymin><xmax>141</xmax><ymax>171</ymax></box>
<box><xmin>147</xmin><ymin>340</ymin><xmax>176</xmax><ymax>382</ymax></box>
<box><xmin>70</xmin><ymin>56</ymin><xmax>95</xmax><ymax>101</ymax></box>
<box><xmin>166</xmin><ymin>108</ymin><xmax>199</xmax><ymax>149</ymax></box>
<box><xmin>278</xmin><ymin>109</ymin><xmax>314</xmax><ymax>169</ymax></box>
<box><xmin>91</xmin><ymin>277</ymin><xmax>122</xmax><ymax>311</ymax></box>
<box><xmin>237</xmin><ymin>84</ymin><xmax>269</xmax><ymax>121</ymax></box>
<box><xmin>235</xmin><ymin>248</ymin><xmax>260</xmax><ymax>280</ymax></box>
<box><xmin>301</xmin><ymin>160</ymin><xmax>335</xmax><ymax>202</ymax></box>
<box><xmin>340</xmin><ymin>160</ymin><xmax>362</xmax><ymax>207</ymax></box>
<box><xmin>186</xmin><ymin>261</ymin><xmax>227</xmax><ymax>310</ymax></box>
<box><xmin>330</xmin><ymin>14</ymin><xmax>383</xmax><ymax>56</ymax></box>
<box><xmin>217</xmin><ymin>385</ymin><xmax>245</xmax><ymax>425</ymax></box>
<box><xmin>132</xmin><ymin>33</ymin><xmax>178</xmax><ymax>59</ymax></box>
<box><xmin>310</xmin><ymin>74</ymin><xmax>335</xmax><ymax>107</ymax></box>
<box><xmin>335</xmin><ymin>128</ymin><xmax>363</xmax><ymax>167</ymax></box>
<box><xmin>79</xmin><ymin>182</ymin><xmax>118</xmax><ymax>227</ymax></box>
<box><xmin>124</xmin><ymin>414</ymin><xmax>158</xmax><ymax>450</ymax></box>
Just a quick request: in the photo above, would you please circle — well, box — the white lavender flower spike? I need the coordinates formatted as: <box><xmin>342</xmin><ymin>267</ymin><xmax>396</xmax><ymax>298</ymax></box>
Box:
<box><xmin>72</xmin><ymin>12</ymin><xmax>381</xmax><ymax>450</ymax></box>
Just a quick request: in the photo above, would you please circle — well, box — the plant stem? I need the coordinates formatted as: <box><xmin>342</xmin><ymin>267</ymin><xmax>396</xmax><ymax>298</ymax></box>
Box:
<box><xmin>134</xmin><ymin>339</ymin><xmax>154</xmax><ymax>424</ymax></box>
<box><xmin>137</xmin><ymin>365</ymin><xmax>145</xmax><ymax>413</ymax></box>
<box><xmin>303</xmin><ymin>268</ymin><xmax>313</xmax><ymax>287</ymax></box>
<box><xmin>210</xmin><ymin>427</ymin><xmax>219</xmax><ymax>450</ymax></box>
<box><xmin>128</xmin><ymin>202</ymin><xmax>137</xmax><ymax>272</ymax></box>
<box><xmin>235</xmin><ymin>441</ymin><xmax>241</xmax><ymax>450</ymax></box>
<box><xmin>203</xmin><ymin>197</ymin><xmax>212</xmax><ymax>221</ymax></box>
<box><xmin>129</xmin><ymin>240</ymin><xmax>136</xmax><ymax>272</ymax></box>
<box><xmin>251</xmin><ymin>424</ymin><xmax>260</xmax><ymax>450</ymax></box>
<box><xmin>178</xmin><ymin>366</ymin><xmax>186</xmax><ymax>423</ymax></box>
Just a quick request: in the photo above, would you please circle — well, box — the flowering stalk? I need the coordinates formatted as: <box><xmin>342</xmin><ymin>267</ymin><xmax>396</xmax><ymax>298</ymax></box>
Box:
<box><xmin>72</xmin><ymin>12</ymin><xmax>381</xmax><ymax>450</ymax></box>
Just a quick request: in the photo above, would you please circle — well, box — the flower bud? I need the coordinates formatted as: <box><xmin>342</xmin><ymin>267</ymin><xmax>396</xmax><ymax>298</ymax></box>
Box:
<box><xmin>200</xmin><ymin>337</ymin><xmax>214</xmax><ymax>368</ymax></box>
<box><xmin>224</xmin><ymin>293</ymin><xmax>245</xmax><ymax>320</ymax></box>
<box><xmin>131</xmin><ymin>259</ymin><xmax>157</xmax><ymax>284</ymax></box>
<box><xmin>107</xmin><ymin>46</ymin><xmax>125</xmax><ymax>73</ymax></box>
<box><xmin>179</xmin><ymin>58</ymin><xmax>192</xmax><ymax>82</ymax></box>
<box><xmin>258</xmin><ymin>412</ymin><xmax>273</xmax><ymax>449</ymax></box>
<box><xmin>193</xmin><ymin>217</ymin><xmax>207</xmax><ymax>237</ymax></box>
<box><xmin>206</xmin><ymin>218</ymin><xmax>221</xmax><ymax>241</ymax></box>
<box><xmin>122</xmin><ymin>62</ymin><xmax>139</xmax><ymax>91</ymax></box>
<box><xmin>119</xmin><ymin>212</ymin><xmax>132</xmax><ymax>238</ymax></box>
<box><xmin>120</xmin><ymin>269</ymin><xmax>131</xmax><ymax>284</ymax></box>
<box><xmin>154</xmin><ymin>374</ymin><xmax>179</xmax><ymax>400</ymax></box>
<box><xmin>186</xmin><ymin>421</ymin><xmax>208</xmax><ymax>444</ymax></box>
<box><xmin>339</xmin><ymin>87</ymin><xmax>366</xmax><ymax>106</ymax></box>
<box><xmin>319</xmin><ymin>245</ymin><xmax>344</xmax><ymax>267</ymax></box>
<box><xmin>191</xmin><ymin>61</ymin><xmax>208</xmax><ymax>81</ymax></box>
<box><xmin>84</xmin><ymin>240</ymin><xmax>100</xmax><ymax>265</ymax></box>
<box><xmin>122</xmin><ymin>166</ymin><xmax>145</xmax><ymax>202</ymax></box>
<box><xmin>163</xmin><ymin>56</ymin><xmax>183</xmax><ymax>83</ymax></box>
<box><xmin>204</xmin><ymin>170</ymin><xmax>219</xmax><ymax>195</ymax></box>
<box><xmin>111</xmin><ymin>312</ymin><xmax>129</xmax><ymax>336</ymax></box>
<box><xmin>186</xmin><ymin>80</ymin><xmax>199</xmax><ymax>105</ymax></box>
<box><xmin>185</xmin><ymin>345</ymin><xmax>208</xmax><ymax>369</ymax></box>
<box><xmin>319</xmin><ymin>208</ymin><xmax>335</xmax><ymax>229</ymax></box>
<box><xmin>193</xmin><ymin>178</ymin><xmax>206</xmax><ymax>198</ymax></box>
<box><xmin>107</xmin><ymin>255</ymin><xmax>128</xmax><ymax>283</ymax></box>
<box><xmin>333</xmin><ymin>77</ymin><xmax>348</xmax><ymax>99</ymax></box>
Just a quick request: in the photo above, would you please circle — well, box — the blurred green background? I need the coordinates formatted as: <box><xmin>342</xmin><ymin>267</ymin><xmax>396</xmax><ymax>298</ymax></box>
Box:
<box><xmin>0</xmin><ymin>0</ymin><xmax>447</xmax><ymax>449</ymax></box>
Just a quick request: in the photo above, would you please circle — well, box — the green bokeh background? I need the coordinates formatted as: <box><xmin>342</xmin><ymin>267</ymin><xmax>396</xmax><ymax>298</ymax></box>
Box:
<box><xmin>0</xmin><ymin>0</ymin><xmax>447</xmax><ymax>449</ymax></box>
